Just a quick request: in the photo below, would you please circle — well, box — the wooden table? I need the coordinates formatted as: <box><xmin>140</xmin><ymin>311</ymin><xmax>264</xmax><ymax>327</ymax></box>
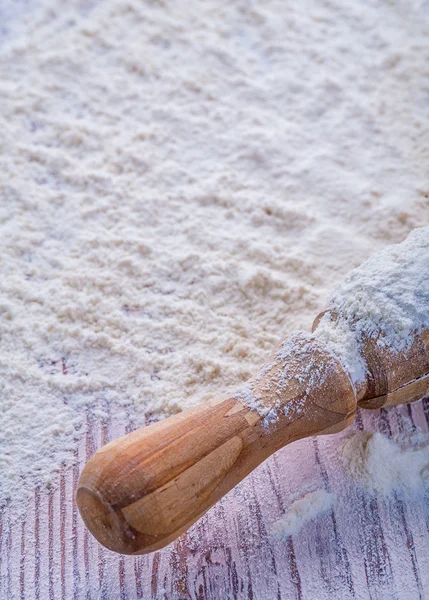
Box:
<box><xmin>1</xmin><ymin>397</ymin><xmax>429</xmax><ymax>599</ymax></box>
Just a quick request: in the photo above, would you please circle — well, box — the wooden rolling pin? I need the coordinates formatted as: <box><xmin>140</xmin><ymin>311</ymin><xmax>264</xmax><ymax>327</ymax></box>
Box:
<box><xmin>77</xmin><ymin>309</ymin><xmax>429</xmax><ymax>555</ymax></box>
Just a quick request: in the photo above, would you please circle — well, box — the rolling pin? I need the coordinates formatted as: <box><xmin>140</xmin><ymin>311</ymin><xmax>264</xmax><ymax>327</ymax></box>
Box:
<box><xmin>77</xmin><ymin>307</ymin><xmax>429</xmax><ymax>554</ymax></box>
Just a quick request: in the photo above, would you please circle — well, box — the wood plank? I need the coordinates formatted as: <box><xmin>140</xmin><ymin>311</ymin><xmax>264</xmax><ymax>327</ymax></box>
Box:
<box><xmin>2</xmin><ymin>399</ymin><xmax>429</xmax><ymax>599</ymax></box>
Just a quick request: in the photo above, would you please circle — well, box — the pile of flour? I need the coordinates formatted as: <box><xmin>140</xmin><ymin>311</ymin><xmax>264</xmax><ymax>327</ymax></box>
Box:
<box><xmin>0</xmin><ymin>0</ymin><xmax>428</xmax><ymax>505</ymax></box>
<box><xmin>272</xmin><ymin>428</ymin><xmax>429</xmax><ymax>539</ymax></box>
<box><xmin>314</xmin><ymin>226</ymin><xmax>429</xmax><ymax>386</ymax></box>
<box><xmin>271</xmin><ymin>489</ymin><xmax>335</xmax><ymax>539</ymax></box>
<box><xmin>342</xmin><ymin>429</ymin><xmax>429</xmax><ymax>496</ymax></box>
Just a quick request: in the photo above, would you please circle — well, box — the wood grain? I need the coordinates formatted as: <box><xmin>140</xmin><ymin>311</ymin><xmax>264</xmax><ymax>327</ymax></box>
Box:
<box><xmin>2</xmin><ymin>397</ymin><xmax>429</xmax><ymax>599</ymax></box>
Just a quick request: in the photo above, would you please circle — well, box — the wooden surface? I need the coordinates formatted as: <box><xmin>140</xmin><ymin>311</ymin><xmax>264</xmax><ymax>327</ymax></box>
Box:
<box><xmin>2</xmin><ymin>397</ymin><xmax>429</xmax><ymax>599</ymax></box>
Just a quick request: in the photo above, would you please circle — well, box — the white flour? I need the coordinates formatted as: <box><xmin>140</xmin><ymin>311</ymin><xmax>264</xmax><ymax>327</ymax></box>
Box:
<box><xmin>273</xmin><ymin>428</ymin><xmax>429</xmax><ymax>540</ymax></box>
<box><xmin>342</xmin><ymin>430</ymin><xmax>429</xmax><ymax>496</ymax></box>
<box><xmin>0</xmin><ymin>0</ymin><xmax>428</xmax><ymax>506</ymax></box>
<box><xmin>271</xmin><ymin>489</ymin><xmax>335</xmax><ymax>539</ymax></box>
<box><xmin>314</xmin><ymin>227</ymin><xmax>429</xmax><ymax>386</ymax></box>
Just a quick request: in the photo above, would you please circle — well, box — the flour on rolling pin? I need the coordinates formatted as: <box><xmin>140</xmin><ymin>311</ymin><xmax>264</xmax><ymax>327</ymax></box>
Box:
<box><xmin>315</xmin><ymin>226</ymin><xmax>429</xmax><ymax>385</ymax></box>
<box><xmin>74</xmin><ymin>225</ymin><xmax>429</xmax><ymax>554</ymax></box>
<box><xmin>267</xmin><ymin>226</ymin><xmax>429</xmax><ymax>539</ymax></box>
<box><xmin>238</xmin><ymin>226</ymin><xmax>429</xmax><ymax>418</ymax></box>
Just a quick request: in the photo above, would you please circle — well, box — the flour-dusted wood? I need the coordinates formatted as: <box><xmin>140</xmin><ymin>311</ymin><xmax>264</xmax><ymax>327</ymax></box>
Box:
<box><xmin>77</xmin><ymin>321</ymin><xmax>429</xmax><ymax>555</ymax></box>
<box><xmin>77</xmin><ymin>338</ymin><xmax>356</xmax><ymax>554</ymax></box>
<box><xmin>3</xmin><ymin>398</ymin><xmax>429</xmax><ymax>599</ymax></box>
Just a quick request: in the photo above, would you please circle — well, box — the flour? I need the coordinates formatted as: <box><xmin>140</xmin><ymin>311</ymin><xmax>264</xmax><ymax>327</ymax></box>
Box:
<box><xmin>342</xmin><ymin>430</ymin><xmax>429</xmax><ymax>496</ymax></box>
<box><xmin>0</xmin><ymin>0</ymin><xmax>428</xmax><ymax>506</ymax></box>
<box><xmin>235</xmin><ymin>331</ymin><xmax>342</xmax><ymax>423</ymax></box>
<box><xmin>272</xmin><ymin>428</ymin><xmax>429</xmax><ymax>540</ymax></box>
<box><xmin>271</xmin><ymin>489</ymin><xmax>335</xmax><ymax>539</ymax></box>
<box><xmin>240</xmin><ymin>227</ymin><xmax>429</xmax><ymax>417</ymax></box>
<box><xmin>243</xmin><ymin>233</ymin><xmax>429</xmax><ymax>551</ymax></box>
<box><xmin>314</xmin><ymin>227</ymin><xmax>429</xmax><ymax>386</ymax></box>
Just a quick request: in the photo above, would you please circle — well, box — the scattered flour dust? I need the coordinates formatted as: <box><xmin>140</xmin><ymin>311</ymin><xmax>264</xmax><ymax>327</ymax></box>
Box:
<box><xmin>271</xmin><ymin>489</ymin><xmax>335</xmax><ymax>539</ymax></box>
<box><xmin>272</xmin><ymin>428</ymin><xmax>429</xmax><ymax>540</ymax></box>
<box><xmin>0</xmin><ymin>0</ymin><xmax>429</xmax><ymax>507</ymax></box>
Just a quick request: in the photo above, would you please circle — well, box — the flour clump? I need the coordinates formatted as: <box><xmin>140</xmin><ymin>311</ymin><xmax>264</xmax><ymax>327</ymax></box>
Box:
<box><xmin>314</xmin><ymin>226</ymin><xmax>429</xmax><ymax>386</ymax></box>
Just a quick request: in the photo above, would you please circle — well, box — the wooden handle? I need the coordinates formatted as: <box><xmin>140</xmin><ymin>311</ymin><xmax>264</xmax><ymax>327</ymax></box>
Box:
<box><xmin>77</xmin><ymin>334</ymin><xmax>356</xmax><ymax>554</ymax></box>
<box><xmin>77</xmin><ymin>321</ymin><xmax>429</xmax><ymax>555</ymax></box>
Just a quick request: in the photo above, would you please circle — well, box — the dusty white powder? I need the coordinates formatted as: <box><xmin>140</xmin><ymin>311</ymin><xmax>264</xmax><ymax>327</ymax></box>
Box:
<box><xmin>342</xmin><ymin>430</ymin><xmax>429</xmax><ymax>496</ymax></box>
<box><xmin>314</xmin><ymin>227</ymin><xmax>429</xmax><ymax>385</ymax></box>
<box><xmin>0</xmin><ymin>0</ymin><xmax>428</xmax><ymax>506</ymax></box>
<box><xmin>271</xmin><ymin>489</ymin><xmax>335</xmax><ymax>539</ymax></box>
<box><xmin>235</xmin><ymin>331</ymin><xmax>342</xmax><ymax>423</ymax></box>
<box><xmin>241</xmin><ymin>227</ymin><xmax>429</xmax><ymax>417</ymax></box>
<box><xmin>272</xmin><ymin>427</ymin><xmax>429</xmax><ymax>540</ymax></box>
